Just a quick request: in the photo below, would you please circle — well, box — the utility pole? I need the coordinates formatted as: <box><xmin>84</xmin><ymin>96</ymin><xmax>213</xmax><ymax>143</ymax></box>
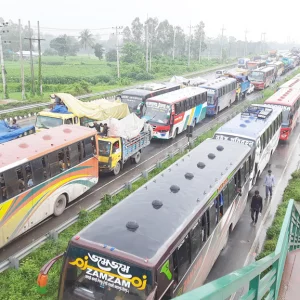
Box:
<box><xmin>27</xmin><ymin>21</ymin><xmax>35</xmax><ymax>94</ymax></box>
<box><xmin>37</xmin><ymin>21</ymin><xmax>42</xmax><ymax>95</ymax></box>
<box><xmin>0</xmin><ymin>21</ymin><xmax>9</xmax><ymax>99</ymax></box>
<box><xmin>244</xmin><ymin>29</ymin><xmax>248</xmax><ymax>57</ymax></box>
<box><xmin>112</xmin><ymin>26</ymin><xmax>123</xmax><ymax>78</ymax></box>
<box><xmin>188</xmin><ymin>22</ymin><xmax>194</xmax><ymax>67</ymax></box>
<box><xmin>25</xmin><ymin>21</ymin><xmax>45</xmax><ymax>95</ymax></box>
<box><xmin>261</xmin><ymin>32</ymin><xmax>266</xmax><ymax>54</ymax></box>
<box><xmin>149</xmin><ymin>24</ymin><xmax>154</xmax><ymax>71</ymax></box>
<box><xmin>18</xmin><ymin>19</ymin><xmax>25</xmax><ymax>100</ymax></box>
<box><xmin>220</xmin><ymin>25</ymin><xmax>225</xmax><ymax>62</ymax></box>
<box><xmin>198</xmin><ymin>29</ymin><xmax>203</xmax><ymax>63</ymax></box>
<box><xmin>172</xmin><ymin>26</ymin><xmax>176</xmax><ymax>60</ymax></box>
<box><xmin>145</xmin><ymin>16</ymin><xmax>149</xmax><ymax>73</ymax></box>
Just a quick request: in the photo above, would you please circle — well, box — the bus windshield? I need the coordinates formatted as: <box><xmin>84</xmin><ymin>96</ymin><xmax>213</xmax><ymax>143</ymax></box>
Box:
<box><xmin>249</xmin><ymin>71</ymin><xmax>264</xmax><ymax>82</ymax></box>
<box><xmin>121</xmin><ymin>95</ymin><xmax>143</xmax><ymax>111</ymax></box>
<box><xmin>281</xmin><ymin>108</ymin><xmax>291</xmax><ymax>127</ymax></box>
<box><xmin>207</xmin><ymin>93</ymin><xmax>215</xmax><ymax>105</ymax></box>
<box><xmin>36</xmin><ymin>115</ymin><xmax>63</xmax><ymax>129</ymax></box>
<box><xmin>98</xmin><ymin>140</ymin><xmax>111</xmax><ymax>156</ymax></box>
<box><xmin>143</xmin><ymin>102</ymin><xmax>171</xmax><ymax>125</ymax></box>
<box><xmin>60</xmin><ymin>245</ymin><xmax>153</xmax><ymax>300</ymax></box>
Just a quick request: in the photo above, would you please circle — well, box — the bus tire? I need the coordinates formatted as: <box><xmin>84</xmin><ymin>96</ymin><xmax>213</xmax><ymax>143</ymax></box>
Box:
<box><xmin>133</xmin><ymin>151</ymin><xmax>141</xmax><ymax>164</ymax></box>
<box><xmin>113</xmin><ymin>162</ymin><xmax>121</xmax><ymax>176</ymax></box>
<box><xmin>172</xmin><ymin>128</ymin><xmax>178</xmax><ymax>139</ymax></box>
<box><xmin>53</xmin><ymin>194</ymin><xmax>67</xmax><ymax>217</ymax></box>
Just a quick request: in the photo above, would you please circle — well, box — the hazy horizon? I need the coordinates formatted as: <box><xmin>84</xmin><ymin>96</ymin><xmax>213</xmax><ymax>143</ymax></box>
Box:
<box><xmin>1</xmin><ymin>0</ymin><xmax>298</xmax><ymax>44</ymax></box>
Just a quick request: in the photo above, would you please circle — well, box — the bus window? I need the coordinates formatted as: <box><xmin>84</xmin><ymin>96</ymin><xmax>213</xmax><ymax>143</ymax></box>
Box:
<box><xmin>239</xmin><ymin>165</ymin><xmax>246</xmax><ymax>187</ymax></box>
<box><xmin>31</xmin><ymin>157</ymin><xmax>47</xmax><ymax>185</ymax></box>
<box><xmin>222</xmin><ymin>186</ymin><xmax>229</xmax><ymax>214</ymax></box>
<box><xmin>3</xmin><ymin>168</ymin><xmax>19</xmax><ymax>199</ymax></box>
<box><xmin>24</xmin><ymin>164</ymin><xmax>33</xmax><ymax>188</ymax></box>
<box><xmin>245</xmin><ymin>158</ymin><xmax>250</xmax><ymax>177</ymax></box>
<box><xmin>64</xmin><ymin>118</ymin><xmax>73</xmax><ymax>125</ymax></box>
<box><xmin>68</xmin><ymin>143</ymin><xmax>80</xmax><ymax>167</ymax></box>
<box><xmin>209</xmin><ymin>201</ymin><xmax>218</xmax><ymax>232</ymax></box>
<box><xmin>84</xmin><ymin>138</ymin><xmax>94</xmax><ymax>158</ymax></box>
<box><xmin>190</xmin><ymin>220</ymin><xmax>202</xmax><ymax>261</ymax></box>
<box><xmin>201</xmin><ymin>211</ymin><xmax>209</xmax><ymax>241</ymax></box>
<box><xmin>48</xmin><ymin>151</ymin><xmax>61</xmax><ymax>177</ymax></box>
<box><xmin>176</xmin><ymin>236</ymin><xmax>191</xmax><ymax>281</ymax></box>
<box><xmin>0</xmin><ymin>174</ymin><xmax>6</xmax><ymax>202</ymax></box>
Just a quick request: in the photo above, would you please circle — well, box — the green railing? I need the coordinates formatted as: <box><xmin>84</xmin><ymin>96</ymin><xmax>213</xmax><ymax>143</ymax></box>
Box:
<box><xmin>174</xmin><ymin>200</ymin><xmax>300</xmax><ymax>300</ymax></box>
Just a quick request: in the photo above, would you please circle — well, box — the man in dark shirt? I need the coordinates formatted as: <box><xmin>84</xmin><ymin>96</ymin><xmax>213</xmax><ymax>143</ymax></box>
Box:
<box><xmin>251</xmin><ymin>190</ymin><xmax>263</xmax><ymax>225</ymax></box>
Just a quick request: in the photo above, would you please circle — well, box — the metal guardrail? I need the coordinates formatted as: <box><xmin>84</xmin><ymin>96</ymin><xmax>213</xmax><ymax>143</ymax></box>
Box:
<box><xmin>0</xmin><ymin>93</ymin><xmax>259</xmax><ymax>273</ymax></box>
<box><xmin>173</xmin><ymin>200</ymin><xmax>300</xmax><ymax>300</ymax></box>
<box><xmin>0</xmin><ymin>63</ymin><xmax>236</xmax><ymax>117</ymax></box>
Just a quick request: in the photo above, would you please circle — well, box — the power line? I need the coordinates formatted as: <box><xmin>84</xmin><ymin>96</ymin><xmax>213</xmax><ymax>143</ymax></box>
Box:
<box><xmin>112</xmin><ymin>26</ymin><xmax>123</xmax><ymax>79</ymax></box>
<box><xmin>220</xmin><ymin>25</ymin><xmax>226</xmax><ymax>62</ymax></box>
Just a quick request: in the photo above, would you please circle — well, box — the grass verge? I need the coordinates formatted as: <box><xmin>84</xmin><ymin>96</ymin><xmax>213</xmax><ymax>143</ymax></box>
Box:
<box><xmin>256</xmin><ymin>170</ymin><xmax>300</xmax><ymax>261</ymax></box>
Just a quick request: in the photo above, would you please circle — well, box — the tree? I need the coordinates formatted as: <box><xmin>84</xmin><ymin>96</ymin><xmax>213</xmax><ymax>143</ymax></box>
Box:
<box><xmin>93</xmin><ymin>43</ymin><xmax>104</xmax><ymax>60</ymax></box>
<box><xmin>123</xmin><ymin>26</ymin><xmax>132</xmax><ymax>43</ymax></box>
<box><xmin>193</xmin><ymin>21</ymin><xmax>207</xmax><ymax>60</ymax></box>
<box><xmin>79</xmin><ymin>29</ymin><xmax>95</xmax><ymax>56</ymax></box>
<box><xmin>121</xmin><ymin>42</ymin><xmax>143</xmax><ymax>63</ymax></box>
<box><xmin>131</xmin><ymin>17</ymin><xmax>143</xmax><ymax>44</ymax></box>
<box><xmin>228</xmin><ymin>36</ymin><xmax>236</xmax><ymax>58</ymax></box>
<box><xmin>50</xmin><ymin>35</ymin><xmax>80</xmax><ymax>59</ymax></box>
<box><xmin>106</xmin><ymin>49</ymin><xmax>117</xmax><ymax>62</ymax></box>
<box><xmin>155</xmin><ymin>20</ymin><xmax>173</xmax><ymax>55</ymax></box>
<box><xmin>174</xmin><ymin>26</ymin><xmax>186</xmax><ymax>57</ymax></box>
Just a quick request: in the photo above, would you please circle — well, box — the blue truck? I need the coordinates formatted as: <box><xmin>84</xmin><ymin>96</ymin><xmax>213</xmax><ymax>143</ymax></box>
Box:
<box><xmin>0</xmin><ymin>120</ymin><xmax>35</xmax><ymax>144</ymax></box>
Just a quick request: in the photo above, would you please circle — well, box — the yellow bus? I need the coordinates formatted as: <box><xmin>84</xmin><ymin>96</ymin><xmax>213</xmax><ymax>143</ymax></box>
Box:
<box><xmin>0</xmin><ymin>125</ymin><xmax>99</xmax><ymax>249</ymax></box>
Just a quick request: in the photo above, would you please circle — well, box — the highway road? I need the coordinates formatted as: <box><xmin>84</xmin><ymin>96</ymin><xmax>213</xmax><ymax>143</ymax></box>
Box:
<box><xmin>0</xmin><ymin>66</ymin><xmax>297</xmax><ymax>268</ymax></box>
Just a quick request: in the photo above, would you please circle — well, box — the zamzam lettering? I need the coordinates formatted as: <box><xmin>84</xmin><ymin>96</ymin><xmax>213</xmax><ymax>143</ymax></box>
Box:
<box><xmin>215</xmin><ymin>135</ymin><xmax>254</xmax><ymax>146</ymax></box>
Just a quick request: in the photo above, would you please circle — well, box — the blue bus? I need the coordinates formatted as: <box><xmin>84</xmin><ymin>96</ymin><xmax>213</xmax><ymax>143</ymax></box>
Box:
<box><xmin>199</xmin><ymin>77</ymin><xmax>237</xmax><ymax>116</ymax></box>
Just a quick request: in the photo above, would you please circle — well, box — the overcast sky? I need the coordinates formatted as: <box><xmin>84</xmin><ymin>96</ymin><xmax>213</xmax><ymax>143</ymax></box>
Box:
<box><xmin>1</xmin><ymin>0</ymin><xmax>297</xmax><ymax>43</ymax></box>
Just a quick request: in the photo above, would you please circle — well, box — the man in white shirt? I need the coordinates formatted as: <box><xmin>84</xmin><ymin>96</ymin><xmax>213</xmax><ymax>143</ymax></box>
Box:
<box><xmin>264</xmin><ymin>170</ymin><xmax>275</xmax><ymax>200</ymax></box>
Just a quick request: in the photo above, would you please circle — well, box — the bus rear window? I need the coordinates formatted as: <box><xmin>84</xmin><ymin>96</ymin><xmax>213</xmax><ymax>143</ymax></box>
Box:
<box><xmin>60</xmin><ymin>245</ymin><xmax>153</xmax><ymax>300</ymax></box>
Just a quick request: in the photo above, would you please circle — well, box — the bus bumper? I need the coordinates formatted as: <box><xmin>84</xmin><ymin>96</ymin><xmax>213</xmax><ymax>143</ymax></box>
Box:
<box><xmin>152</xmin><ymin>131</ymin><xmax>170</xmax><ymax>139</ymax></box>
<box><xmin>252</xmin><ymin>82</ymin><xmax>265</xmax><ymax>90</ymax></box>
<box><xmin>206</xmin><ymin>106</ymin><xmax>216</xmax><ymax>116</ymax></box>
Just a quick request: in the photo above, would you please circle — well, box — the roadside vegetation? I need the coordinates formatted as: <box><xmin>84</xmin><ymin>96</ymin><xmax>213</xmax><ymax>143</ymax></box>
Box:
<box><xmin>256</xmin><ymin>170</ymin><xmax>300</xmax><ymax>260</ymax></box>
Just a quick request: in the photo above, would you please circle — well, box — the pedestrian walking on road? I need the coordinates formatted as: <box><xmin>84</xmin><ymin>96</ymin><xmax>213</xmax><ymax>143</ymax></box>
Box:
<box><xmin>264</xmin><ymin>170</ymin><xmax>275</xmax><ymax>200</ymax></box>
<box><xmin>251</xmin><ymin>190</ymin><xmax>263</xmax><ymax>225</ymax></box>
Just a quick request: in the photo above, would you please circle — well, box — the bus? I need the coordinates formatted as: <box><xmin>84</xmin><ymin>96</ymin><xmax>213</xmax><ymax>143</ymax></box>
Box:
<box><xmin>246</xmin><ymin>60</ymin><xmax>266</xmax><ymax>70</ymax></box>
<box><xmin>199</xmin><ymin>77</ymin><xmax>237</xmax><ymax>116</ymax></box>
<box><xmin>237</xmin><ymin>58</ymin><xmax>250</xmax><ymax>69</ymax></box>
<box><xmin>248</xmin><ymin>66</ymin><xmax>275</xmax><ymax>90</ymax></box>
<box><xmin>264</xmin><ymin>87</ymin><xmax>300</xmax><ymax>140</ymax></box>
<box><xmin>142</xmin><ymin>87</ymin><xmax>207</xmax><ymax>139</ymax></box>
<box><xmin>37</xmin><ymin>138</ymin><xmax>254</xmax><ymax>300</ymax></box>
<box><xmin>279</xmin><ymin>76</ymin><xmax>300</xmax><ymax>90</ymax></box>
<box><xmin>0</xmin><ymin>125</ymin><xmax>98</xmax><ymax>248</ymax></box>
<box><xmin>267</xmin><ymin>61</ymin><xmax>284</xmax><ymax>79</ymax></box>
<box><xmin>214</xmin><ymin>104</ymin><xmax>282</xmax><ymax>186</ymax></box>
<box><xmin>117</xmin><ymin>83</ymin><xmax>181</xmax><ymax>116</ymax></box>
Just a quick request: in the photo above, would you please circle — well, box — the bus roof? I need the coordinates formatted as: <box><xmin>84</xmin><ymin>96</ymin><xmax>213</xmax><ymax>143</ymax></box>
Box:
<box><xmin>267</xmin><ymin>61</ymin><xmax>283</xmax><ymax>67</ymax></box>
<box><xmin>215</xmin><ymin>104</ymin><xmax>282</xmax><ymax>141</ymax></box>
<box><xmin>146</xmin><ymin>86</ymin><xmax>207</xmax><ymax>104</ymax></box>
<box><xmin>199</xmin><ymin>77</ymin><xmax>236</xmax><ymax>90</ymax></box>
<box><xmin>0</xmin><ymin>125</ymin><xmax>96</xmax><ymax>172</ymax></box>
<box><xmin>264</xmin><ymin>87</ymin><xmax>300</xmax><ymax>107</ymax></box>
<box><xmin>121</xmin><ymin>82</ymin><xmax>180</xmax><ymax>97</ymax></box>
<box><xmin>279</xmin><ymin>77</ymin><xmax>300</xmax><ymax>90</ymax></box>
<box><xmin>254</xmin><ymin>66</ymin><xmax>274</xmax><ymax>73</ymax></box>
<box><xmin>74</xmin><ymin>138</ymin><xmax>251</xmax><ymax>266</ymax></box>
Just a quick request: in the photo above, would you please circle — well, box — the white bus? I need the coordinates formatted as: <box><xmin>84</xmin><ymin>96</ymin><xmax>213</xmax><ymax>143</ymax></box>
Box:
<box><xmin>214</xmin><ymin>104</ymin><xmax>283</xmax><ymax>187</ymax></box>
<box><xmin>199</xmin><ymin>77</ymin><xmax>237</xmax><ymax>116</ymax></box>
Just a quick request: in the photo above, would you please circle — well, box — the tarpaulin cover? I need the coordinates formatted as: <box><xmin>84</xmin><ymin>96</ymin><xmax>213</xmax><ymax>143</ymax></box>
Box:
<box><xmin>101</xmin><ymin>113</ymin><xmax>152</xmax><ymax>140</ymax></box>
<box><xmin>170</xmin><ymin>76</ymin><xmax>189</xmax><ymax>85</ymax></box>
<box><xmin>55</xmin><ymin>93</ymin><xmax>130</xmax><ymax>120</ymax></box>
<box><xmin>0</xmin><ymin>120</ymin><xmax>35</xmax><ymax>143</ymax></box>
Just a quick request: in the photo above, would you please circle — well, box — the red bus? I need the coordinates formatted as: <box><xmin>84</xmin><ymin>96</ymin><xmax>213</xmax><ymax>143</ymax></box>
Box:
<box><xmin>248</xmin><ymin>66</ymin><xmax>275</xmax><ymax>90</ymax></box>
<box><xmin>279</xmin><ymin>77</ymin><xmax>300</xmax><ymax>90</ymax></box>
<box><xmin>246</xmin><ymin>60</ymin><xmax>266</xmax><ymax>70</ymax></box>
<box><xmin>264</xmin><ymin>87</ymin><xmax>300</xmax><ymax>140</ymax></box>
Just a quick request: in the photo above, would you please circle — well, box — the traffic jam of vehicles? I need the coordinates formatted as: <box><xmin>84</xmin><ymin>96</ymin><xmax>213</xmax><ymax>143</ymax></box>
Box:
<box><xmin>1</xmin><ymin>49</ymin><xmax>300</xmax><ymax>300</ymax></box>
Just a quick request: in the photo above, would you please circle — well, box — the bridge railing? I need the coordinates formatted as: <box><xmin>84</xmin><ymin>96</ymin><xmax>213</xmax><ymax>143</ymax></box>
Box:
<box><xmin>174</xmin><ymin>199</ymin><xmax>300</xmax><ymax>300</ymax></box>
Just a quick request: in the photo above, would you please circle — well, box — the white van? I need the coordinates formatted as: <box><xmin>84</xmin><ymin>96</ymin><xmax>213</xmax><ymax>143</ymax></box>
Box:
<box><xmin>215</xmin><ymin>70</ymin><xmax>225</xmax><ymax>78</ymax></box>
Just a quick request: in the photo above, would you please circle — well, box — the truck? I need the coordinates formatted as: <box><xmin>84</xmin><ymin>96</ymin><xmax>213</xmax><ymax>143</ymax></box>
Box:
<box><xmin>97</xmin><ymin>113</ymin><xmax>153</xmax><ymax>175</ymax></box>
<box><xmin>223</xmin><ymin>68</ymin><xmax>250</xmax><ymax>100</ymax></box>
<box><xmin>0</xmin><ymin>120</ymin><xmax>35</xmax><ymax>143</ymax></box>
<box><xmin>281</xmin><ymin>57</ymin><xmax>294</xmax><ymax>73</ymax></box>
<box><xmin>35</xmin><ymin>93</ymin><xmax>130</xmax><ymax>131</ymax></box>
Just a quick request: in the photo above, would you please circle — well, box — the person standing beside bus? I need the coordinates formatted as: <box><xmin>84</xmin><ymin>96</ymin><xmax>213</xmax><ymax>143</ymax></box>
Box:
<box><xmin>264</xmin><ymin>170</ymin><xmax>275</xmax><ymax>200</ymax></box>
<box><xmin>251</xmin><ymin>190</ymin><xmax>263</xmax><ymax>225</ymax></box>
